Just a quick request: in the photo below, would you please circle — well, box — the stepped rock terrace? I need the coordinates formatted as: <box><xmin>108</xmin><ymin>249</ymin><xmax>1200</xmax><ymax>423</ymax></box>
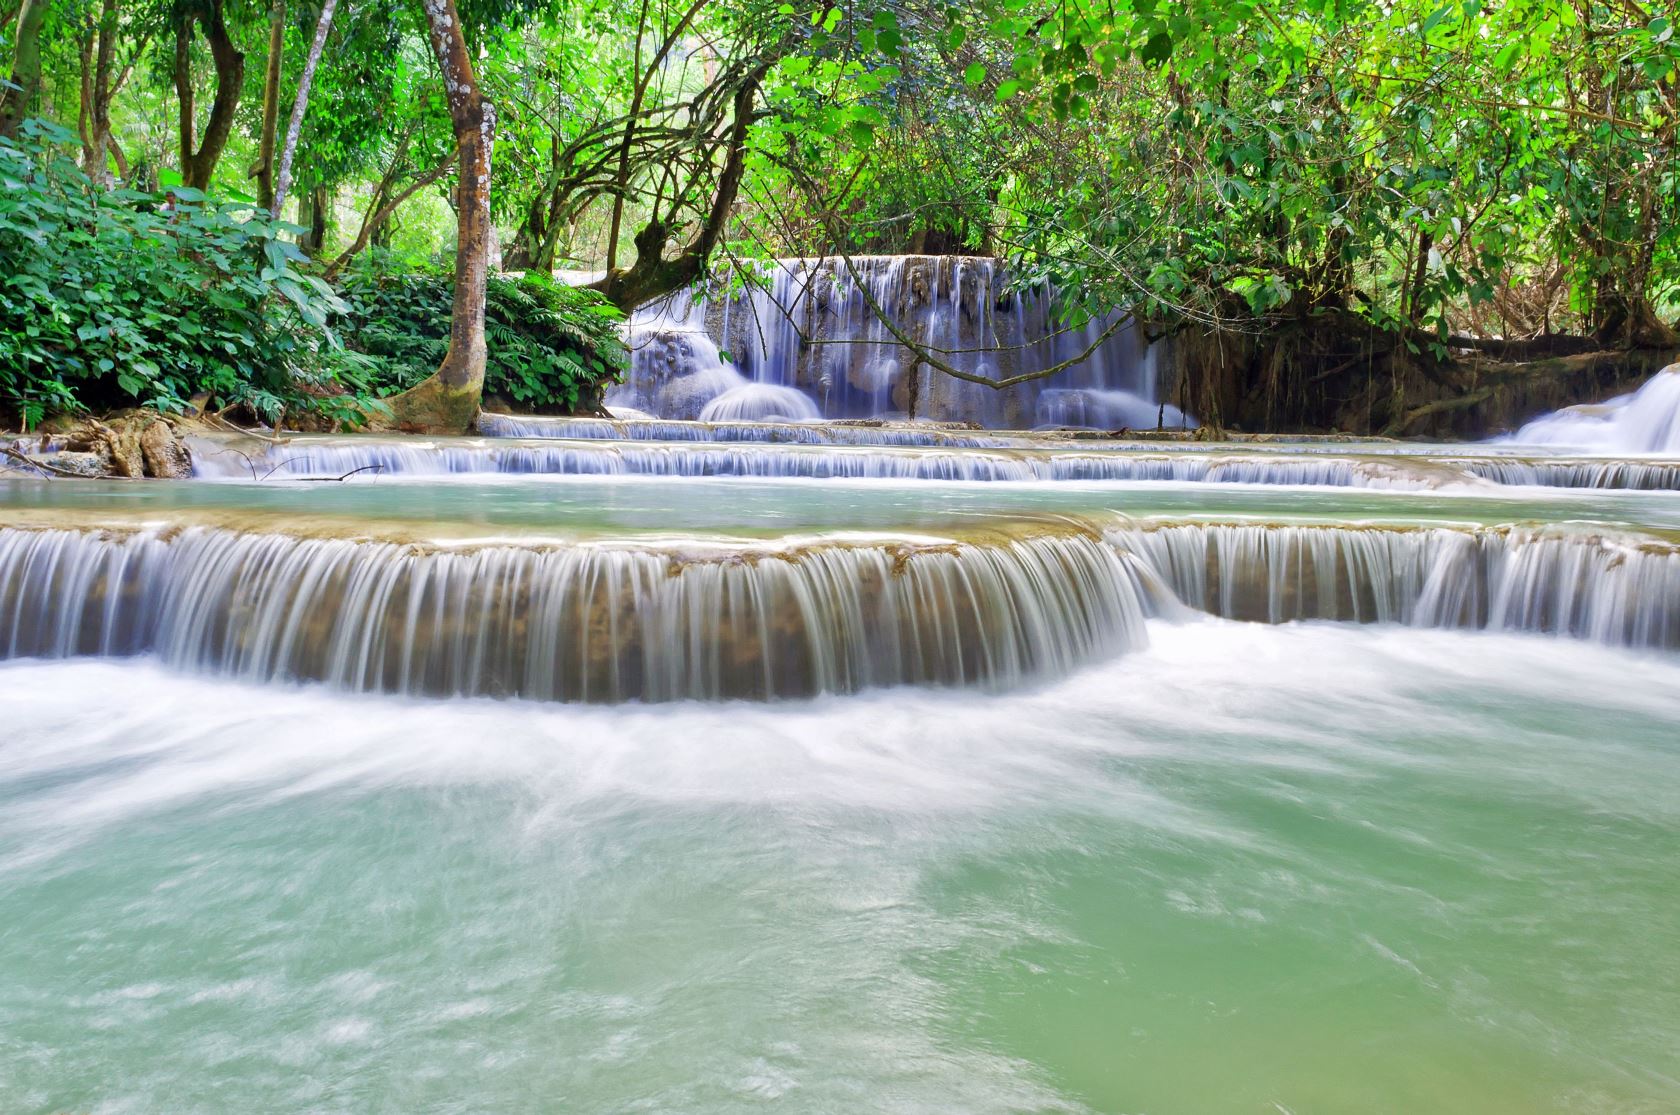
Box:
<box><xmin>6</xmin><ymin>376</ymin><xmax>1680</xmax><ymax>1112</ymax></box>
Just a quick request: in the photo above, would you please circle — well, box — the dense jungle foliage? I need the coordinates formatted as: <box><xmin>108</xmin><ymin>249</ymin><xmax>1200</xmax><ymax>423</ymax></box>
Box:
<box><xmin>334</xmin><ymin>266</ymin><xmax>627</xmax><ymax>412</ymax></box>
<box><xmin>0</xmin><ymin>0</ymin><xmax>1675</xmax><ymax>430</ymax></box>
<box><xmin>0</xmin><ymin>120</ymin><xmax>625</xmax><ymax>425</ymax></box>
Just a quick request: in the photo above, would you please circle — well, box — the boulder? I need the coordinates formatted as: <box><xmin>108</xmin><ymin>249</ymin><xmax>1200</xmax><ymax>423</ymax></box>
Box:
<box><xmin>60</xmin><ymin>411</ymin><xmax>193</xmax><ymax>478</ymax></box>
<box><xmin>139</xmin><ymin>418</ymin><xmax>192</xmax><ymax>478</ymax></box>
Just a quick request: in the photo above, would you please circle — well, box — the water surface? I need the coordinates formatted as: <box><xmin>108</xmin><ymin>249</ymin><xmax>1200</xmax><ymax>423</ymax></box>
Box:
<box><xmin>2</xmin><ymin>622</ymin><xmax>1677</xmax><ymax>1113</ymax></box>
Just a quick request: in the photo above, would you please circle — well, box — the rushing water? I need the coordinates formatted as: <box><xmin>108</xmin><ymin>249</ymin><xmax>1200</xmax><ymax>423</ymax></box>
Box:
<box><xmin>4</xmin><ymin>381</ymin><xmax>1680</xmax><ymax>1109</ymax></box>
<box><xmin>1512</xmin><ymin>368</ymin><xmax>1680</xmax><ymax>454</ymax></box>
<box><xmin>3</xmin><ymin>625</ymin><xmax>1679</xmax><ymax>1112</ymax></box>
<box><xmin>607</xmin><ymin>256</ymin><xmax>1189</xmax><ymax>428</ymax></box>
<box><xmin>189</xmin><ymin>428</ymin><xmax>1680</xmax><ymax>491</ymax></box>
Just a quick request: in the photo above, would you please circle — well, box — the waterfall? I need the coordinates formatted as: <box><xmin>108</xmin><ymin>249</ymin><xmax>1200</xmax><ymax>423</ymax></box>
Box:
<box><xmin>1454</xmin><ymin>457</ymin><xmax>1680</xmax><ymax>491</ymax></box>
<box><xmin>0</xmin><ymin>524</ymin><xmax>1154</xmax><ymax>702</ymax></box>
<box><xmin>4</xmin><ymin>517</ymin><xmax>1678</xmax><ymax>703</ymax></box>
<box><xmin>605</xmin><ymin>256</ymin><xmax>1188</xmax><ymax>428</ymax></box>
<box><xmin>1035</xmin><ymin>389</ymin><xmax>1192</xmax><ymax>431</ymax></box>
<box><xmin>1115</xmin><ymin>521</ymin><xmax>1680</xmax><ymax>649</ymax></box>
<box><xmin>190</xmin><ymin>434</ymin><xmax>1480</xmax><ymax>489</ymax></box>
<box><xmin>1509</xmin><ymin>366</ymin><xmax>1680</xmax><ymax>453</ymax></box>
<box><xmin>476</xmin><ymin>413</ymin><xmax>1017</xmax><ymax>447</ymax></box>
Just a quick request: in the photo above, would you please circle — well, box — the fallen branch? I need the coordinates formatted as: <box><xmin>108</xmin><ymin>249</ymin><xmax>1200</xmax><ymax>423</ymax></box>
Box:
<box><xmin>0</xmin><ymin>444</ymin><xmax>92</xmax><ymax>478</ymax></box>
<box><xmin>296</xmin><ymin>464</ymin><xmax>386</xmax><ymax>481</ymax></box>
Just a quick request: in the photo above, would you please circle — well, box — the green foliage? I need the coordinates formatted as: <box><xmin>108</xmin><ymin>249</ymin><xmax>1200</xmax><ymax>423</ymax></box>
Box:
<box><xmin>17</xmin><ymin>0</ymin><xmax>1677</xmax><ymax>417</ymax></box>
<box><xmin>0</xmin><ymin>120</ymin><xmax>353</xmax><ymax>429</ymax></box>
<box><xmin>762</xmin><ymin>0</ymin><xmax>1679</xmax><ymax>347</ymax></box>
<box><xmin>333</xmin><ymin>259</ymin><xmax>629</xmax><ymax>411</ymax></box>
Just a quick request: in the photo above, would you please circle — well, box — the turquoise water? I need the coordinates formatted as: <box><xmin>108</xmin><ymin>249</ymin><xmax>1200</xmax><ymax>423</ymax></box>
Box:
<box><xmin>5</xmin><ymin>422</ymin><xmax>1680</xmax><ymax>1112</ymax></box>
<box><xmin>8</xmin><ymin>473</ymin><xmax>1680</xmax><ymax>538</ymax></box>
<box><xmin>2</xmin><ymin>622</ymin><xmax>1678</xmax><ymax>1112</ymax></box>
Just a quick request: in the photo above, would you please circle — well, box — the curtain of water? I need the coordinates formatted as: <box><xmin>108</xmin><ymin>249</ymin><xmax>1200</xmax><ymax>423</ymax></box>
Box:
<box><xmin>605</xmin><ymin>256</ymin><xmax>1182</xmax><ymax>428</ymax></box>
<box><xmin>4</xmin><ymin>520</ymin><xmax>1678</xmax><ymax>701</ymax></box>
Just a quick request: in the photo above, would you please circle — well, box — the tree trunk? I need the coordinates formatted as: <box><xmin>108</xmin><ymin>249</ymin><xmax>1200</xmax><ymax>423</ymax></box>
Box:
<box><xmin>1594</xmin><ymin>292</ymin><xmax>1680</xmax><ymax>351</ymax></box>
<box><xmin>108</xmin><ymin>129</ymin><xmax>129</xmax><ymax>179</ymax></box>
<box><xmin>79</xmin><ymin>0</ymin><xmax>123</xmax><ymax>186</ymax></box>
<box><xmin>173</xmin><ymin>0</ymin><xmax>245</xmax><ymax>191</ymax></box>
<box><xmin>375</xmin><ymin>0</ymin><xmax>493</xmax><ymax>434</ymax></box>
<box><xmin>602</xmin><ymin>0</ymin><xmax>708</xmax><ymax>273</ymax></box>
<box><xmin>272</xmin><ymin>0</ymin><xmax>337</xmax><ymax>216</ymax></box>
<box><xmin>0</xmin><ymin>0</ymin><xmax>48</xmax><ymax>138</ymax></box>
<box><xmin>78</xmin><ymin>18</ymin><xmax>95</xmax><ymax>154</ymax></box>
<box><xmin>604</xmin><ymin>0</ymin><xmax>650</xmax><ymax>274</ymax></box>
<box><xmin>252</xmin><ymin>0</ymin><xmax>286</xmax><ymax>209</ymax></box>
<box><xmin>297</xmin><ymin>183</ymin><xmax>330</xmax><ymax>253</ymax></box>
<box><xmin>589</xmin><ymin>71</ymin><xmax>760</xmax><ymax>312</ymax></box>
<box><xmin>323</xmin><ymin>149</ymin><xmax>454</xmax><ymax>280</ymax></box>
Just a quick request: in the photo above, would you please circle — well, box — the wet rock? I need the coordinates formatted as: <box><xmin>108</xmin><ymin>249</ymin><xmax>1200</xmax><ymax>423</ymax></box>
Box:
<box><xmin>66</xmin><ymin>418</ymin><xmax>143</xmax><ymax>477</ymax></box>
<box><xmin>60</xmin><ymin>411</ymin><xmax>194</xmax><ymax>478</ymax></box>
<box><xmin>139</xmin><ymin>419</ymin><xmax>192</xmax><ymax>478</ymax></box>
<box><xmin>33</xmin><ymin>451</ymin><xmax>109</xmax><ymax>477</ymax></box>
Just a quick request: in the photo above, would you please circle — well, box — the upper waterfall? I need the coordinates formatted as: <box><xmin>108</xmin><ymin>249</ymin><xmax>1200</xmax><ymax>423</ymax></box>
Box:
<box><xmin>604</xmin><ymin>255</ymin><xmax>1195</xmax><ymax>430</ymax></box>
<box><xmin>1510</xmin><ymin>366</ymin><xmax>1680</xmax><ymax>453</ymax></box>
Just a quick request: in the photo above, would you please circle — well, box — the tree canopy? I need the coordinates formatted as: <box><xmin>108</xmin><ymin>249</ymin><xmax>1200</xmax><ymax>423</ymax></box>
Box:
<box><xmin>1</xmin><ymin>0</ymin><xmax>1676</xmax><ymax>431</ymax></box>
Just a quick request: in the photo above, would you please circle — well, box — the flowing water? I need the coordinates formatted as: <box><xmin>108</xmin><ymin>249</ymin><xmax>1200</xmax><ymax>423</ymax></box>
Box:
<box><xmin>1512</xmin><ymin>368</ymin><xmax>1680</xmax><ymax>454</ymax></box>
<box><xmin>607</xmin><ymin>256</ymin><xmax>1187</xmax><ymax>428</ymax></box>
<box><xmin>4</xmin><ymin>368</ymin><xmax>1680</xmax><ymax>1111</ymax></box>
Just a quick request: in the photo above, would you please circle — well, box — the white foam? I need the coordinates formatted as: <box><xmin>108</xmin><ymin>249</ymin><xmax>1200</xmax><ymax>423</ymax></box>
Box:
<box><xmin>1510</xmin><ymin>367</ymin><xmax>1680</xmax><ymax>454</ymax></box>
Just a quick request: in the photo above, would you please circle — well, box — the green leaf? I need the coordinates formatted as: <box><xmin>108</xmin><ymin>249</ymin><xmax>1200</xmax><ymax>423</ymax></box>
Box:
<box><xmin>964</xmin><ymin>62</ymin><xmax>987</xmax><ymax>85</ymax></box>
<box><xmin>1139</xmin><ymin>32</ymin><xmax>1173</xmax><ymax>64</ymax></box>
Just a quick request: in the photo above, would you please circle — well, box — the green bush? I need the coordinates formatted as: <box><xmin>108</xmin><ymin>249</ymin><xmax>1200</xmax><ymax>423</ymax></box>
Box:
<box><xmin>333</xmin><ymin>260</ymin><xmax>628</xmax><ymax>412</ymax></box>
<box><xmin>0</xmin><ymin>120</ymin><xmax>353</xmax><ymax>429</ymax></box>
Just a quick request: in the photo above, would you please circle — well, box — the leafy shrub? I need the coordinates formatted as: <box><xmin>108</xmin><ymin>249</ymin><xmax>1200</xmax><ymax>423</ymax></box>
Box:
<box><xmin>333</xmin><ymin>259</ymin><xmax>628</xmax><ymax>412</ymax></box>
<box><xmin>0</xmin><ymin>119</ymin><xmax>351</xmax><ymax>429</ymax></box>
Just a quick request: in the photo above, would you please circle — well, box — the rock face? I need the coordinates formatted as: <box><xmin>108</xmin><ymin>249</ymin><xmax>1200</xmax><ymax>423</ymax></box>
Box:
<box><xmin>5</xmin><ymin>412</ymin><xmax>196</xmax><ymax>479</ymax></box>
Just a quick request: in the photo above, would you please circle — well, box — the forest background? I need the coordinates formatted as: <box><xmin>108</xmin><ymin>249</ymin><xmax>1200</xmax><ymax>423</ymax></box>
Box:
<box><xmin>0</xmin><ymin>0</ymin><xmax>1676</xmax><ymax>434</ymax></box>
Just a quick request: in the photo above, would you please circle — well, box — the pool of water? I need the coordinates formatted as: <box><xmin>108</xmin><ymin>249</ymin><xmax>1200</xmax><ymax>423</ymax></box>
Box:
<box><xmin>9</xmin><ymin>472</ymin><xmax>1680</xmax><ymax>540</ymax></box>
<box><xmin>4</xmin><ymin>420</ymin><xmax>1680</xmax><ymax>1112</ymax></box>
<box><xmin>2</xmin><ymin>622</ymin><xmax>1677</xmax><ymax>1113</ymax></box>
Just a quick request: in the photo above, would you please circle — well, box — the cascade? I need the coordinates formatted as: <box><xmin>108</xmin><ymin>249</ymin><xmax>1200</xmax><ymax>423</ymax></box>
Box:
<box><xmin>1116</xmin><ymin>521</ymin><xmax>1680</xmax><ymax>648</ymax></box>
<box><xmin>477</xmin><ymin>412</ymin><xmax>1019</xmax><ymax>447</ymax></box>
<box><xmin>0</xmin><ymin>523</ymin><xmax>1155</xmax><ymax>702</ymax></box>
<box><xmin>606</xmin><ymin>256</ymin><xmax>1193</xmax><ymax>429</ymax></box>
<box><xmin>190</xmin><ymin>434</ymin><xmax>1480</xmax><ymax>489</ymax></box>
<box><xmin>1454</xmin><ymin>457</ymin><xmax>1680</xmax><ymax>491</ymax></box>
<box><xmin>1510</xmin><ymin>366</ymin><xmax>1680</xmax><ymax>453</ymax></box>
<box><xmin>198</xmin><ymin>429</ymin><xmax>1680</xmax><ymax>492</ymax></box>
<box><xmin>1035</xmin><ymin>388</ymin><xmax>1191</xmax><ymax>431</ymax></box>
<box><xmin>4</xmin><ymin>516</ymin><xmax>1678</xmax><ymax>703</ymax></box>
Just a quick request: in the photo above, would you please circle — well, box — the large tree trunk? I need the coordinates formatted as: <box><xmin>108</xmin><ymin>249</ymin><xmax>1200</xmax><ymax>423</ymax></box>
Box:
<box><xmin>78</xmin><ymin>0</ymin><xmax>141</xmax><ymax>186</ymax></box>
<box><xmin>376</xmin><ymin>0</ymin><xmax>493</xmax><ymax>434</ymax></box>
<box><xmin>173</xmin><ymin>0</ymin><xmax>245</xmax><ymax>191</ymax></box>
<box><xmin>252</xmin><ymin>0</ymin><xmax>285</xmax><ymax>209</ymax></box>
<box><xmin>86</xmin><ymin>2</ymin><xmax>116</xmax><ymax>185</ymax></box>
<box><xmin>0</xmin><ymin>0</ymin><xmax>48</xmax><ymax>138</ymax></box>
